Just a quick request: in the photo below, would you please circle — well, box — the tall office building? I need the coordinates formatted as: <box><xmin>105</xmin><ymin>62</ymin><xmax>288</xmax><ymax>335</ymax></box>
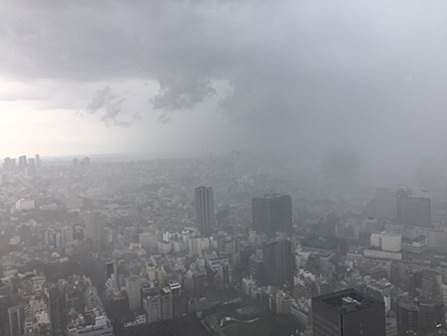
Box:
<box><xmin>48</xmin><ymin>282</ymin><xmax>67</xmax><ymax>336</ymax></box>
<box><xmin>8</xmin><ymin>305</ymin><xmax>24</xmax><ymax>336</ymax></box>
<box><xmin>252</xmin><ymin>194</ymin><xmax>292</xmax><ymax>237</ymax></box>
<box><xmin>367</xmin><ymin>187</ymin><xmax>396</xmax><ymax>219</ymax></box>
<box><xmin>312</xmin><ymin>288</ymin><xmax>385</xmax><ymax>336</ymax></box>
<box><xmin>396</xmin><ymin>296</ymin><xmax>445</xmax><ymax>336</ymax></box>
<box><xmin>142</xmin><ymin>287</ymin><xmax>174</xmax><ymax>324</ymax></box>
<box><xmin>194</xmin><ymin>186</ymin><xmax>215</xmax><ymax>236</ymax></box>
<box><xmin>160</xmin><ymin>287</ymin><xmax>174</xmax><ymax>321</ymax></box>
<box><xmin>396</xmin><ymin>188</ymin><xmax>431</xmax><ymax>227</ymax></box>
<box><xmin>106</xmin><ymin>291</ymin><xmax>130</xmax><ymax>323</ymax></box>
<box><xmin>125</xmin><ymin>275</ymin><xmax>143</xmax><ymax>312</ymax></box>
<box><xmin>262</xmin><ymin>239</ymin><xmax>295</xmax><ymax>288</ymax></box>
<box><xmin>85</xmin><ymin>211</ymin><xmax>106</xmax><ymax>252</ymax></box>
<box><xmin>169</xmin><ymin>282</ymin><xmax>186</xmax><ymax>318</ymax></box>
<box><xmin>409</xmin><ymin>269</ymin><xmax>442</xmax><ymax>300</ymax></box>
<box><xmin>143</xmin><ymin>288</ymin><xmax>162</xmax><ymax>324</ymax></box>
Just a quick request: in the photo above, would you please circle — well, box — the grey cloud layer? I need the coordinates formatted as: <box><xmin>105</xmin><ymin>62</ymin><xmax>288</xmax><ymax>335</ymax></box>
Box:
<box><xmin>85</xmin><ymin>86</ymin><xmax>138</xmax><ymax>127</ymax></box>
<box><xmin>2</xmin><ymin>0</ymin><xmax>447</xmax><ymax>171</ymax></box>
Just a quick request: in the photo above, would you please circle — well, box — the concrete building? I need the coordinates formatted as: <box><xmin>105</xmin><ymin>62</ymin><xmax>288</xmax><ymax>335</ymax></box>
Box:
<box><xmin>370</xmin><ymin>232</ymin><xmax>402</xmax><ymax>252</ymax></box>
<box><xmin>15</xmin><ymin>199</ymin><xmax>35</xmax><ymax>211</ymax></box>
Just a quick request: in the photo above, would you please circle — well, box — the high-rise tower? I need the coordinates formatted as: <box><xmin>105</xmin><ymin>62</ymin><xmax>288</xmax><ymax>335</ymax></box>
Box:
<box><xmin>194</xmin><ymin>186</ymin><xmax>215</xmax><ymax>236</ymax></box>
<box><xmin>252</xmin><ymin>194</ymin><xmax>292</xmax><ymax>237</ymax></box>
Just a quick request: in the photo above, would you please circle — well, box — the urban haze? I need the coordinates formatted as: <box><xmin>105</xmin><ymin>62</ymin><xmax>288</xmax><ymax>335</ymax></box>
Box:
<box><xmin>1</xmin><ymin>1</ymin><xmax>447</xmax><ymax>336</ymax></box>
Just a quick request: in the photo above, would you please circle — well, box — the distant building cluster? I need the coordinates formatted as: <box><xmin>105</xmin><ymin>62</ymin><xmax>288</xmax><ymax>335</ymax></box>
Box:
<box><xmin>2</xmin><ymin>154</ymin><xmax>41</xmax><ymax>177</ymax></box>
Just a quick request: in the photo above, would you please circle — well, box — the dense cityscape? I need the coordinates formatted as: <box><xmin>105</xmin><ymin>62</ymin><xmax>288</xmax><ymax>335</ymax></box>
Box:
<box><xmin>0</xmin><ymin>154</ymin><xmax>446</xmax><ymax>336</ymax></box>
<box><xmin>3</xmin><ymin>1</ymin><xmax>447</xmax><ymax>335</ymax></box>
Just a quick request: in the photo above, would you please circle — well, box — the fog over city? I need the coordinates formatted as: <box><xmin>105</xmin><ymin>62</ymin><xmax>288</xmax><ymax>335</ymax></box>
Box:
<box><xmin>2</xmin><ymin>1</ymin><xmax>447</xmax><ymax>336</ymax></box>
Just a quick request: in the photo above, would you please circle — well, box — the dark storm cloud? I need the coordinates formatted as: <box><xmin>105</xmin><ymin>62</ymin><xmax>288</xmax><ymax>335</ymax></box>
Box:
<box><xmin>151</xmin><ymin>78</ymin><xmax>216</xmax><ymax>111</ymax></box>
<box><xmin>85</xmin><ymin>86</ymin><xmax>138</xmax><ymax>127</ymax></box>
<box><xmin>2</xmin><ymin>0</ymin><xmax>447</xmax><ymax>170</ymax></box>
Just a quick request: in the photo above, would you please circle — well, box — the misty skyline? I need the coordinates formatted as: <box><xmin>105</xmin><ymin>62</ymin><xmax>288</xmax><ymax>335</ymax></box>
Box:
<box><xmin>1</xmin><ymin>0</ymin><xmax>447</xmax><ymax>180</ymax></box>
<box><xmin>3</xmin><ymin>4</ymin><xmax>447</xmax><ymax>333</ymax></box>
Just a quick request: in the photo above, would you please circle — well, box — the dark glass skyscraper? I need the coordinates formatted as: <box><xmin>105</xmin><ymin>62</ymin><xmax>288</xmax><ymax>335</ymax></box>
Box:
<box><xmin>262</xmin><ymin>238</ymin><xmax>295</xmax><ymax>288</ymax></box>
<box><xmin>312</xmin><ymin>288</ymin><xmax>385</xmax><ymax>336</ymax></box>
<box><xmin>252</xmin><ymin>194</ymin><xmax>292</xmax><ymax>237</ymax></box>
<box><xmin>48</xmin><ymin>281</ymin><xmax>67</xmax><ymax>336</ymax></box>
<box><xmin>194</xmin><ymin>186</ymin><xmax>215</xmax><ymax>237</ymax></box>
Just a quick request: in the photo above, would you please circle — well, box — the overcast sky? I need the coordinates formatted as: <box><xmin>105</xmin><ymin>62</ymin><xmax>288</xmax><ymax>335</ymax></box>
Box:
<box><xmin>1</xmin><ymin>0</ymin><xmax>447</xmax><ymax>176</ymax></box>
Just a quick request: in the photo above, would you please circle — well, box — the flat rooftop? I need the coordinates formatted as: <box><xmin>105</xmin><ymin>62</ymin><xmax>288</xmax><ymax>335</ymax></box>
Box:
<box><xmin>314</xmin><ymin>289</ymin><xmax>382</xmax><ymax>314</ymax></box>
